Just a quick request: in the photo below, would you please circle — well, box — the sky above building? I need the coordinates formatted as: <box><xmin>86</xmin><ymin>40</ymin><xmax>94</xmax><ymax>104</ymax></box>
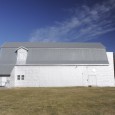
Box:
<box><xmin>0</xmin><ymin>0</ymin><xmax>115</xmax><ymax>51</ymax></box>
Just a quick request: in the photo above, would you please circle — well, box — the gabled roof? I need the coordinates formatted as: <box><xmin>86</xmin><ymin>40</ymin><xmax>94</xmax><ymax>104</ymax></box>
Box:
<box><xmin>0</xmin><ymin>42</ymin><xmax>109</xmax><ymax>75</ymax></box>
<box><xmin>15</xmin><ymin>46</ymin><xmax>28</xmax><ymax>53</ymax></box>
<box><xmin>0</xmin><ymin>65</ymin><xmax>14</xmax><ymax>76</ymax></box>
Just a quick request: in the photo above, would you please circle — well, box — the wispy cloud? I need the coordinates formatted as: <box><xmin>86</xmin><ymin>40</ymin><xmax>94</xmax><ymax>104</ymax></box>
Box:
<box><xmin>30</xmin><ymin>0</ymin><xmax>115</xmax><ymax>42</ymax></box>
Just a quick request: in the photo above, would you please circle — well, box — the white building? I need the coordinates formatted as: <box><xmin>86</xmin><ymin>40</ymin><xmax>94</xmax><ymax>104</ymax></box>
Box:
<box><xmin>0</xmin><ymin>42</ymin><xmax>114</xmax><ymax>87</ymax></box>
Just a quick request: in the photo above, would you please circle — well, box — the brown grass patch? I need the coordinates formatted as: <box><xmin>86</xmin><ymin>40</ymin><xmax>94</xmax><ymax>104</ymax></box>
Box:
<box><xmin>0</xmin><ymin>87</ymin><xmax>115</xmax><ymax>115</ymax></box>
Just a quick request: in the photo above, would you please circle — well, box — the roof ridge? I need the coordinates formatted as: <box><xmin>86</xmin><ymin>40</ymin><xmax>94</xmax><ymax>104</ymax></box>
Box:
<box><xmin>1</xmin><ymin>42</ymin><xmax>105</xmax><ymax>49</ymax></box>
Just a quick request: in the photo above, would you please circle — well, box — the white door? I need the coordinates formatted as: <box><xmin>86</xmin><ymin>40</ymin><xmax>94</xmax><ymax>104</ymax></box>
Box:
<box><xmin>88</xmin><ymin>75</ymin><xmax>97</xmax><ymax>86</ymax></box>
<box><xmin>0</xmin><ymin>77</ymin><xmax>2</xmax><ymax>86</ymax></box>
<box><xmin>1</xmin><ymin>77</ymin><xmax>7</xmax><ymax>86</ymax></box>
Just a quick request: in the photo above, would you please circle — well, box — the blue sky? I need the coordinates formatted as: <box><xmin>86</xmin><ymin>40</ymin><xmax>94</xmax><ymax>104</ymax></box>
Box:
<box><xmin>0</xmin><ymin>0</ymin><xmax>115</xmax><ymax>51</ymax></box>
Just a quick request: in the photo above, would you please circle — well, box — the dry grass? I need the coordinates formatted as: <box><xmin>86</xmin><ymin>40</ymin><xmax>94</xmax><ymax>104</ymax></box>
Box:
<box><xmin>0</xmin><ymin>87</ymin><xmax>115</xmax><ymax>115</ymax></box>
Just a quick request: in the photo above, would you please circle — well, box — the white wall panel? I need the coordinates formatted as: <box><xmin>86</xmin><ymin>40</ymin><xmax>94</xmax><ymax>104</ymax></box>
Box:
<box><xmin>6</xmin><ymin>68</ymin><xmax>15</xmax><ymax>87</ymax></box>
<box><xmin>15</xmin><ymin>66</ymin><xmax>83</xmax><ymax>87</ymax></box>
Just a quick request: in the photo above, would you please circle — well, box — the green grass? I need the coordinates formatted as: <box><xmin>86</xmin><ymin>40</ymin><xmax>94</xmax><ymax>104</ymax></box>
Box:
<box><xmin>0</xmin><ymin>87</ymin><xmax>115</xmax><ymax>115</ymax></box>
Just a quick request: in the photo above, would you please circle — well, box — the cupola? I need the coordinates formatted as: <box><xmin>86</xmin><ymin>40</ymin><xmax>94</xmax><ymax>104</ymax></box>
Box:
<box><xmin>15</xmin><ymin>46</ymin><xmax>28</xmax><ymax>64</ymax></box>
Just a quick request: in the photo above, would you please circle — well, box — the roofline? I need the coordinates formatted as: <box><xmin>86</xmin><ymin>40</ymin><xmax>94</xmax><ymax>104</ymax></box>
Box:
<box><xmin>0</xmin><ymin>63</ymin><xmax>109</xmax><ymax>66</ymax></box>
<box><xmin>15</xmin><ymin>64</ymin><xmax>109</xmax><ymax>66</ymax></box>
<box><xmin>15</xmin><ymin>46</ymin><xmax>28</xmax><ymax>53</ymax></box>
<box><xmin>0</xmin><ymin>74</ymin><xmax>10</xmax><ymax>76</ymax></box>
<box><xmin>0</xmin><ymin>42</ymin><xmax>7</xmax><ymax>48</ymax></box>
<box><xmin>1</xmin><ymin>42</ymin><xmax>106</xmax><ymax>49</ymax></box>
<box><xmin>0</xmin><ymin>47</ymin><xmax>106</xmax><ymax>50</ymax></box>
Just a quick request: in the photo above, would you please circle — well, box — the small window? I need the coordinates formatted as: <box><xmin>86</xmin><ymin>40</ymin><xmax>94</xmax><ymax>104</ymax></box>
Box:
<box><xmin>21</xmin><ymin>75</ymin><xmax>24</xmax><ymax>80</ymax></box>
<box><xmin>17</xmin><ymin>75</ymin><xmax>20</xmax><ymax>80</ymax></box>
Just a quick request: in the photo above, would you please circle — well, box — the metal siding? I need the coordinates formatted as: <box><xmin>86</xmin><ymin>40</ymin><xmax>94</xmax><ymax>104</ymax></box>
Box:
<box><xmin>0</xmin><ymin>43</ymin><xmax>108</xmax><ymax>65</ymax></box>
<box><xmin>0</xmin><ymin>42</ymin><xmax>109</xmax><ymax>75</ymax></box>
<box><xmin>0</xmin><ymin>48</ymin><xmax>15</xmax><ymax>75</ymax></box>
<box><xmin>26</xmin><ymin>48</ymin><xmax>108</xmax><ymax>64</ymax></box>
<box><xmin>0</xmin><ymin>48</ymin><xmax>16</xmax><ymax>64</ymax></box>
<box><xmin>0</xmin><ymin>65</ymin><xmax>14</xmax><ymax>75</ymax></box>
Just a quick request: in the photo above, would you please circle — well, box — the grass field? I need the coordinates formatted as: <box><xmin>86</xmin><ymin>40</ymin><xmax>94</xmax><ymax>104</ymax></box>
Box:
<box><xmin>0</xmin><ymin>87</ymin><xmax>115</xmax><ymax>115</ymax></box>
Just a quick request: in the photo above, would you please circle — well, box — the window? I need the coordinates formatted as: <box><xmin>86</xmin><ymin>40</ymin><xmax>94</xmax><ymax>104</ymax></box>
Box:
<box><xmin>21</xmin><ymin>75</ymin><xmax>24</xmax><ymax>80</ymax></box>
<box><xmin>17</xmin><ymin>75</ymin><xmax>20</xmax><ymax>80</ymax></box>
<box><xmin>17</xmin><ymin>75</ymin><xmax>25</xmax><ymax>80</ymax></box>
